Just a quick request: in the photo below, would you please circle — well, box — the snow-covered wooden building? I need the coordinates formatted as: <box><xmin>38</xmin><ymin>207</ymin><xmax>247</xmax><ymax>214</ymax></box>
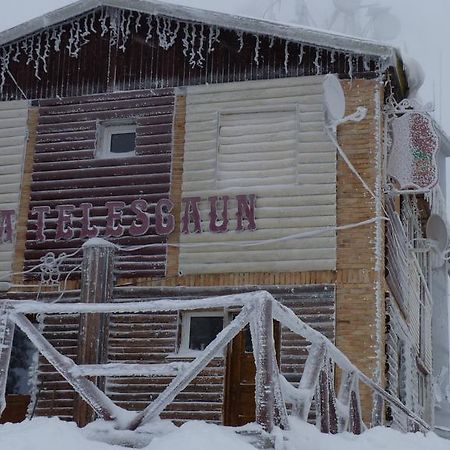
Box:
<box><xmin>0</xmin><ymin>0</ymin><xmax>449</xmax><ymax>436</ymax></box>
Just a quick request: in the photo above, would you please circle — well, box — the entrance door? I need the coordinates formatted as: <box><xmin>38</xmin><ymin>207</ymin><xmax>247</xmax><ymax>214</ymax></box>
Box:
<box><xmin>224</xmin><ymin>321</ymin><xmax>280</xmax><ymax>426</ymax></box>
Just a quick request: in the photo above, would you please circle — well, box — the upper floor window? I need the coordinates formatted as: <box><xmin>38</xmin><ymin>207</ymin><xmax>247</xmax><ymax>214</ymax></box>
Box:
<box><xmin>96</xmin><ymin>122</ymin><xmax>136</xmax><ymax>159</ymax></box>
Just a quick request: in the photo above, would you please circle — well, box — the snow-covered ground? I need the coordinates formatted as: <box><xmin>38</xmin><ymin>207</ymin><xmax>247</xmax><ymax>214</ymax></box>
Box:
<box><xmin>1</xmin><ymin>417</ymin><xmax>450</xmax><ymax>450</ymax></box>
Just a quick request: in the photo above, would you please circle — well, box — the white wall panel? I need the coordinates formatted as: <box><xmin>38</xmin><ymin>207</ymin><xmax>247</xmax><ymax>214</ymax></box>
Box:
<box><xmin>0</xmin><ymin>100</ymin><xmax>28</xmax><ymax>287</ymax></box>
<box><xmin>179</xmin><ymin>76</ymin><xmax>336</xmax><ymax>275</ymax></box>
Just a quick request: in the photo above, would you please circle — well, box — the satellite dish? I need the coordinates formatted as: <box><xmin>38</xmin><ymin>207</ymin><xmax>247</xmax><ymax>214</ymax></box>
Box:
<box><xmin>323</xmin><ymin>74</ymin><xmax>346</xmax><ymax>124</ymax></box>
<box><xmin>333</xmin><ymin>0</ymin><xmax>362</xmax><ymax>13</ymax></box>
<box><xmin>426</xmin><ymin>214</ymin><xmax>448</xmax><ymax>253</ymax></box>
<box><xmin>369</xmin><ymin>11</ymin><xmax>401</xmax><ymax>41</ymax></box>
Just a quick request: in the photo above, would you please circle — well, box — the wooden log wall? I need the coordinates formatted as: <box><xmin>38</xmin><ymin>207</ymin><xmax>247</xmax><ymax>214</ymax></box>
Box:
<box><xmin>23</xmin><ymin>88</ymin><xmax>175</xmax><ymax>278</ymax></box>
<box><xmin>31</xmin><ymin>285</ymin><xmax>335</xmax><ymax>424</ymax></box>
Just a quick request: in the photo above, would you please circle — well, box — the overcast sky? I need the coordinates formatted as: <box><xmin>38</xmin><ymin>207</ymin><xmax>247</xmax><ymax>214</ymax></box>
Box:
<box><xmin>1</xmin><ymin>0</ymin><xmax>449</xmax><ymax>133</ymax></box>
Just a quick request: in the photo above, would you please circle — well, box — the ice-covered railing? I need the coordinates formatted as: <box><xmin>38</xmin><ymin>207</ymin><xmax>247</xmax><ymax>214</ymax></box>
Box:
<box><xmin>0</xmin><ymin>290</ymin><xmax>429</xmax><ymax>435</ymax></box>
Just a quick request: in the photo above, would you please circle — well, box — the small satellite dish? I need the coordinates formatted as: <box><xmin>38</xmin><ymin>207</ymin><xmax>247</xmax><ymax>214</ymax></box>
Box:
<box><xmin>426</xmin><ymin>214</ymin><xmax>448</xmax><ymax>253</ymax></box>
<box><xmin>323</xmin><ymin>74</ymin><xmax>346</xmax><ymax>124</ymax></box>
<box><xmin>369</xmin><ymin>11</ymin><xmax>401</xmax><ymax>41</ymax></box>
<box><xmin>333</xmin><ymin>0</ymin><xmax>362</xmax><ymax>14</ymax></box>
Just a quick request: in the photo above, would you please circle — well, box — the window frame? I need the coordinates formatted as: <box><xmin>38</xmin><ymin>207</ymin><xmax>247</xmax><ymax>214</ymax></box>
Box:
<box><xmin>96</xmin><ymin>121</ymin><xmax>137</xmax><ymax>159</ymax></box>
<box><xmin>178</xmin><ymin>310</ymin><xmax>225</xmax><ymax>355</ymax></box>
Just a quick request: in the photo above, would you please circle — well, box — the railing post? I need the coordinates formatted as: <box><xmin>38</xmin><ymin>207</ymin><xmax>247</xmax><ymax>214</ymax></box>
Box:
<box><xmin>250</xmin><ymin>296</ymin><xmax>275</xmax><ymax>433</ymax></box>
<box><xmin>336</xmin><ymin>370</ymin><xmax>355</xmax><ymax>432</ymax></box>
<box><xmin>0</xmin><ymin>304</ymin><xmax>14</xmax><ymax>417</ymax></box>
<box><xmin>74</xmin><ymin>238</ymin><xmax>115</xmax><ymax>427</ymax></box>
<box><xmin>293</xmin><ymin>342</ymin><xmax>326</xmax><ymax>421</ymax></box>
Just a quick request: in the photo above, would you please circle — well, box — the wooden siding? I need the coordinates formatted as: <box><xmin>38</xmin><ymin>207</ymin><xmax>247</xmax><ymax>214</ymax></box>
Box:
<box><xmin>0</xmin><ymin>100</ymin><xmax>28</xmax><ymax>285</ymax></box>
<box><xmin>32</xmin><ymin>285</ymin><xmax>334</xmax><ymax>424</ymax></box>
<box><xmin>0</xmin><ymin>7</ymin><xmax>379</xmax><ymax>101</ymax></box>
<box><xmin>24</xmin><ymin>89</ymin><xmax>175</xmax><ymax>278</ymax></box>
<box><xmin>179</xmin><ymin>76</ymin><xmax>336</xmax><ymax>275</ymax></box>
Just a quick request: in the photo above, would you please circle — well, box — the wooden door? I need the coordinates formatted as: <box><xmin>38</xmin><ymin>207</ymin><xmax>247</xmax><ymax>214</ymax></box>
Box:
<box><xmin>224</xmin><ymin>322</ymin><xmax>280</xmax><ymax>426</ymax></box>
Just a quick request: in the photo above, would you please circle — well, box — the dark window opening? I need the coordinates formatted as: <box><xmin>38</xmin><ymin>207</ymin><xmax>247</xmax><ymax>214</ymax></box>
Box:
<box><xmin>188</xmin><ymin>316</ymin><xmax>223</xmax><ymax>351</ymax></box>
<box><xmin>110</xmin><ymin>132</ymin><xmax>136</xmax><ymax>154</ymax></box>
<box><xmin>7</xmin><ymin>328</ymin><xmax>36</xmax><ymax>395</ymax></box>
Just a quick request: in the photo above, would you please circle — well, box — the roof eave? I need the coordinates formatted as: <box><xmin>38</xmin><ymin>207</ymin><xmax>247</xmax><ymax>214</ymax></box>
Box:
<box><xmin>0</xmin><ymin>0</ymin><xmax>397</xmax><ymax>60</ymax></box>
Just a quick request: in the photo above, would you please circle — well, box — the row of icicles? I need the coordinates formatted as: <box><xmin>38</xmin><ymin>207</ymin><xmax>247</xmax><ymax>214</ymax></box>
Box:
<box><xmin>0</xmin><ymin>7</ymin><xmax>376</xmax><ymax>94</ymax></box>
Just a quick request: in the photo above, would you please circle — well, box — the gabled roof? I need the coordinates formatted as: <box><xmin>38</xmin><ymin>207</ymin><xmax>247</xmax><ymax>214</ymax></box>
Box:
<box><xmin>0</xmin><ymin>0</ymin><xmax>398</xmax><ymax>60</ymax></box>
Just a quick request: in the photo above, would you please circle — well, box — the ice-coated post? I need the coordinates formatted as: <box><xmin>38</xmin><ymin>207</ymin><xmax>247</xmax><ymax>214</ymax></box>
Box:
<box><xmin>293</xmin><ymin>341</ymin><xmax>326</xmax><ymax>420</ymax></box>
<box><xmin>251</xmin><ymin>295</ymin><xmax>275</xmax><ymax>433</ymax></box>
<box><xmin>0</xmin><ymin>304</ymin><xmax>14</xmax><ymax>417</ymax></box>
<box><xmin>74</xmin><ymin>238</ymin><xmax>115</xmax><ymax>427</ymax></box>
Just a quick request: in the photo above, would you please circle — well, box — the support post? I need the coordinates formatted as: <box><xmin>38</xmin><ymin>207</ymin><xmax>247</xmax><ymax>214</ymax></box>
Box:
<box><xmin>336</xmin><ymin>370</ymin><xmax>355</xmax><ymax>432</ymax></box>
<box><xmin>74</xmin><ymin>238</ymin><xmax>115</xmax><ymax>427</ymax></box>
<box><xmin>294</xmin><ymin>342</ymin><xmax>326</xmax><ymax>421</ymax></box>
<box><xmin>0</xmin><ymin>304</ymin><xmax>14</xmax><ymax>417</ymax></box>
<box><xmin>250</xmin><ymin>296</ymin><xmax>275</xmax><ymax>433</ymax></box>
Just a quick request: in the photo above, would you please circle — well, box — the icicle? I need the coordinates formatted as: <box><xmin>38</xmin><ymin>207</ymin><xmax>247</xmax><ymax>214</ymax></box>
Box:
<box><xmin>40</xmin><ymin>31</ymin><xmax>51</xmax><ymax>74</ymax></box>
<box><xmin>145</xmin><ymin>16</ymin><xmax>153</xmax><ymax>43</ymax></box>
<box><xmin>182</xmin><ymin>23</ymin><xmax>189</xmax><ymax>56</ymax></box>
<box><xmin>189</xmin><ymin>23</ymin><xmax>197</xmax><ymax>67</ymax></box>
<box><xmin>25</xmin><ymin>36</ymin><xmax>34</xmax><ymax>66</ymax></box>
<box><xmin>99</xmin><ymin>8</ymin><xmax>109</xmax><ymax>37</ymax></box>
<box><xmin>0</xmin><ymin>46</ymin><xmax>11</xmax><ymax>94</ymax></box>
<box><xmin>347</xmin><ymin>54</ymin><xmax>353</xmax><ymax>80</ymax></box>
<box><xmin>298</xmin><ymin>44</ymin><xmax>304</xmax><ymax>65</ymax></box>
<box><xmin>363</xmin><ymin>56</ymin><xmax>370</xmax><ymax>71</ymax></box>
<box><xmin>269</xmin><ymin>35</ymin><xmax>275</xmax><ymax>48</ymax></box>
<box><xmin>67</xmin><ymin>19</ymin><xmax>84</xmax><ymax>58</ymax></box>
<box><xmin>314</xmin><ymin>48</ymin><xmax>321</xmax><ymax>74</ymax></box>
<box><xmin>236</xmin><ymin>31</ymin><xmax>244</xmax><ymax>53</ymax></box>
<box><xmin>118</xmin><ymin>10</ymin><xmax>132</xmax><ymax>52</ymax></box>
<box><xmin>254</xmin><ymin>35</ymin><xmax>260</xmax><ymax>66</ymax></box>
<box><xmin>12</xmin><ymin>43</ymin><xmax>20</xmax><ymax>63</ymax></box>
<box><xmin>207</xmin><ymin>26</ymin><xmax>220</xmax><ymax>53</ymax></box>
<box><xmin>34</xmin><ymin>34</ymin><xmax>43</xmax><ymax>78</ymax></box>
<box><xmin>89</xmin><ymin>13</ymin><xmax>97</xmax><ymax>33</ymax></box>
<box><xmin>51</xmin><ymin>26</ymin><xmax>64</xmax><ymax>52</ymax></box>
<box><xmin>156</xmin><ymin>16</ymin><xmax>180</xmax><ymax>50</ymax></box>
<box><xmin>80</xmin><ymin>16</ymin><xmax>91</xmax><ymax>47</ymax></box>
<box><xmin>109</xmin><ymin>10</ymin><xmax>119</xmax><ymax>47</ymax></box>
<box><xmin>135</xmin><ymin>12</ymin><xmax>142</xmax><ymax>33</ymax></box>
<box><xmin>196</xmin><ymin>23</ymin><xmax>205</xmax><ymax>68</ymax></box>
<box><xmin>330</xmin><ymin>50</ymin><xmax>336</xmax><ymax>64</ymax></box>
<box><xmin>284</xmin><ymin>41</ymin><xmax>289</xmax><ymax>74</ymax></box>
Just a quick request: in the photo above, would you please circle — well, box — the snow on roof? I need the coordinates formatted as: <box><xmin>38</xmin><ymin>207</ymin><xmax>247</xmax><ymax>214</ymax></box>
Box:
<box><xmin>0</xmin><ymin>0</ymin><xmax>398</xmax><ymax>60</ymax></box>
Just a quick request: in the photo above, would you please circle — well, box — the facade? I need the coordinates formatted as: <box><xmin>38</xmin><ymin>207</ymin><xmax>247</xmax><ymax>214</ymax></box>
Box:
<box><xmin>0</xmin><ymin>0</ymin><xmax>448</xmax><ymax>432</ymax></box>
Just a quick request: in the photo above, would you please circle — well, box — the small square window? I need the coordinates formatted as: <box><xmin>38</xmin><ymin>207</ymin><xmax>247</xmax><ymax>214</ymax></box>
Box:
<box><xmin>96</xmin><ymin>122</ymin><xmax>136</xmax><ymax>159</ymax></box>
<box><xmin>179</xmin><ymin>312</ymin><xmax>224</xmax><ymax>354</ymax></box>
<box><xmin>110</xmin><ymin>132</ymin><xmax>136</xmax><ymax>154</ymax></box>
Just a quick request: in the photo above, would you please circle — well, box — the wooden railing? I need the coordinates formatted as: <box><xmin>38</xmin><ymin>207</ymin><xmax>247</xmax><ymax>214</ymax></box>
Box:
<box><xmin>0</xmin><ymin>290</ymin><xmax>430</xmax><ymax>435</ymax></box>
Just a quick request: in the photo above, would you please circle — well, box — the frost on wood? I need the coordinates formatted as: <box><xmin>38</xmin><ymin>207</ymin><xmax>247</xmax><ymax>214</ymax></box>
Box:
<box><xmin>0</xmin><ymin>5</ymin><xmax>383</xmax><ymax>95</ymax></box>
<box><xmin>0</xmin><ymin>304</ymin><xmax>14</xmax><ymax>416</ymax></box>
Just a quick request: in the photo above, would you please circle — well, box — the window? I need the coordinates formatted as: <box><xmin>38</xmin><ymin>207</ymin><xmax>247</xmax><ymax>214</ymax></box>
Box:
<box><xmin>96</xmin><ymin>122</ymin><xmax>136</xmax><ymax>159</ymax></box>
<box><xmin>179</xmin><ymin>312</ymin><xmax>224</xmax><ymax>353</ymax></box>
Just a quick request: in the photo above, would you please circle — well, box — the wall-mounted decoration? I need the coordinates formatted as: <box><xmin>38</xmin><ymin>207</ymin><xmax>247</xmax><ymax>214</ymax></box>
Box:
<box><xmin>387</xmin><ymin>111</ymin><xmax>439</xmax><ymax>191</ymax></box>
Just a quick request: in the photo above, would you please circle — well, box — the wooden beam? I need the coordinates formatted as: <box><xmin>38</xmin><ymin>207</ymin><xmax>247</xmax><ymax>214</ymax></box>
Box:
<box><xmin>126</xmin><ymin>304</ymin><xmax>254</xmax><ymax>430</ymax></box>
<box><xmin>0</xmin><ymin>306</ymin><xmax>14</xmax><ymax>417</ymax></box>
<box><xmin>74</xmin><ymin>238</ymin><xmax>116</xmax><ymax>427</ymax></box>
<box><xmin>10</xmin><ymin>312</ymin><xmax>123</xmax><ymax>422</ymax></box>
<box><xmin>293</xmin><ymin>342</ymin><xmax>326</xmax><ymax>421</ymax></box>
<box><xmin>250</xmin><ymin>297</ymin><xmax>276</xmax><ymax>433</ymax></box>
